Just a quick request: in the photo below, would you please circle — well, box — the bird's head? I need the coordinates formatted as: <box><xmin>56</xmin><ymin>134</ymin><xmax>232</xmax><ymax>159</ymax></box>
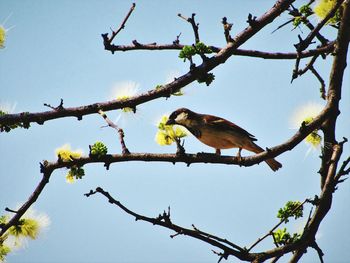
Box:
<box><xmin>166</xmin><ymin>108</ymin><xmax>199</xmax><ymax>127</ymax></box>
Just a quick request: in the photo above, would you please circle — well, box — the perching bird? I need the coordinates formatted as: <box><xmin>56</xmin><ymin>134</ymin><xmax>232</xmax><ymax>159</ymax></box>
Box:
<box><xmin>166</xmin><ymin>108</ymin><xmax>282</xmax><ymax>171</ymax></box>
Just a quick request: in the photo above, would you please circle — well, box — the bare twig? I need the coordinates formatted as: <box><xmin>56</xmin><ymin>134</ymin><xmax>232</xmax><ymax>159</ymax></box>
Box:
<box><xmin>43</xmin><ymin>98</ymin><xmax>64</xmax><ymax>111</ymax></box>
<box><xmin>86</xmin><ymin>187</ymin><xmax>250</xmax><ymax>261</ymax></box>
<box><xmin>309</xmin><ymin>66</ymin><xmax>326</xmax><ymax>99</ymax></box>
<box><xmin>98</xmin><ymin>110</ymin><xmax>130</xmax><ymax>155</ymax></box>
<box><xmin>192</xmin><ymin>224</ymin><xmax>244</xmax><ymax>252</ymax></box>
<box><xmin>0</xmin><ymin>166</ymin><xmax>53</xmax><ymax>236</ymax></box>
<box><xmin>107</xmin><ymin>3</ymin><xmax>136</xmax><ymax>44</ymax></box>
<box><xmin>311</xmin><ymin>242</ymin><xmax>325</xmax><ymax>263</ymax></box>
<box><xmin>178</xmin><ymin>13</ymin><xmax>200</xmax><ymax>43</ymax></box>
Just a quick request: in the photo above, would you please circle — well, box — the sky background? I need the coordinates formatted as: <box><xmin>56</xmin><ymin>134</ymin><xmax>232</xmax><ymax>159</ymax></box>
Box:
<box><xmin>1</xmin><ymin>1</ymin><xmax>349</xmax><ymax>262</ymax></box>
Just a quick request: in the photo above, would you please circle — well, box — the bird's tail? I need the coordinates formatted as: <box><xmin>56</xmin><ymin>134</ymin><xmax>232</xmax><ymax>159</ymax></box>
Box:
<box><xmin>245</xmin><ymin>142</ymin><xmax>282</xmax><ymax>172</ymax></box>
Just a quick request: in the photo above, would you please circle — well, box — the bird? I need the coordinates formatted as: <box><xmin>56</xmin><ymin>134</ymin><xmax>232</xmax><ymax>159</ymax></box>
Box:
<box><xmin>165</xmin><ymin>108</ymin><xmax>282</xmax><ymax>171</ymax></box>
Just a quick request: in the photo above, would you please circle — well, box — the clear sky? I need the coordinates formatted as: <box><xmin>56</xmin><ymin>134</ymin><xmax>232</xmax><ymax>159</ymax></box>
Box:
<box><xmin>1</xmin><ymin>1</ymin><xmax>349</xmax><ymax>262</ymax></box>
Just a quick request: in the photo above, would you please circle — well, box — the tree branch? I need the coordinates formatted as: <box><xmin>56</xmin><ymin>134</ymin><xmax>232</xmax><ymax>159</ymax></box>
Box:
<box><xmin>98</xmin><ymin>110</ymin><xmax>130</xmax><ymax>155</ymax></box>
<box><xmin>85</xmin><ymin>187</ymin><xmax>252</xmax><ymax>261</ymax></box>
<box><xmin>104</xmin><ymin>3</ymin><xmax>136</xmax><ymax>44</ymax></box>
<box><xmin>178</xmin><ymin>13</ymin><xmax>200</xmax><ymax>43</ymax></box>
<box><xmin>0</xmin><ymin>166</ymin><xmax>53</xmax><ymax>237</ymax></box>
<box><xmin>0</xmin><ymin>0</ymin><xmax>298</xmax><ymax>130</ymax></box>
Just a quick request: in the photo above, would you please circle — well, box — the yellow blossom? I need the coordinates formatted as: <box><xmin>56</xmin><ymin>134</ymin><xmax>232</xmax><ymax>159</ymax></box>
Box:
<box><xmin>290</xmin><ymin>102</ymin><xmax>324</xmax><ymax>150</ymax></box>
<box><xmin>313</xmin><ymin>0</ymin><xmax>341</xmax><ymax>24</ymax></box>
<box><xmin>55</xmin><ymin>144</ymin><xmax>83</xmax><ymax>162</ymax></box>
<box><xmin>4</xmin><ymin>208</ymin><xmax>50</xmax><ymax>251</ymax></box>
<box><xmin>0</xmin><ymin>25</ymin><xmax>5</xmax><ymax>48</ymax></box>
<box><xmin>155</xmin><ymin>115</ymin><xmax>187</xmax><ymax>146</ymax></box>
<box><xmin>65</xmin><ymin>173</ymin><xmax>75</xmax><ymax>184</ymax></box>
<box><xmin>110</xmin><ymin>81</ymin><xmax>139</xmax><ymax>113</ymax></box>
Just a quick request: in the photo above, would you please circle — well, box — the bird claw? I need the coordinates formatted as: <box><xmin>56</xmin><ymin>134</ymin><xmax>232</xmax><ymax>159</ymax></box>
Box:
<box><xmin>236</xmin><ymin>148</ymin><xmax>243</xmax><ymax>166</ymax></box>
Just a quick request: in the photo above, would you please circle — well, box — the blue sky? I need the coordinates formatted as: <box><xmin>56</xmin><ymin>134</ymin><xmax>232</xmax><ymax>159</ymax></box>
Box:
<box><xmin>1</xmin><ymin>1</ymin><xmax>349</xmax><ymax>262</ymax></box>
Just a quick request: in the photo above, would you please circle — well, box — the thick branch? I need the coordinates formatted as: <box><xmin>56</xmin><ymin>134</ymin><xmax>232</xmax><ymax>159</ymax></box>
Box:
<box><xmin>290</xmin><ymin>1</ymin><xmax>350</xmax><ymax>260</ymax></box>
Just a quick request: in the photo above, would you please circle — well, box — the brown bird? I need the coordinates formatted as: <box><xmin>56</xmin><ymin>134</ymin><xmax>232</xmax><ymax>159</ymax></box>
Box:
<box><xmin>166</xmin><ymin>108</ymin><xmax>282</xmax><ymax>171</ymax></box>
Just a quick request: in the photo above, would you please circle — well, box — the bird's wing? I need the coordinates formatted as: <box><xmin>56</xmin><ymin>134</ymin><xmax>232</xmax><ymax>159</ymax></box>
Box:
<box><xmin>203</xmin><ymin>114</ymin><xmax>257</xmax><ymax>141</ymax></box>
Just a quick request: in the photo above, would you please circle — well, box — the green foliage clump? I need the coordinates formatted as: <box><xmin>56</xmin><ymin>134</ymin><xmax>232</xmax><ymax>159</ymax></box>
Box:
<box><xmin>277</xmin><ymin>201</ymin><xmax>303</xmax><ymax>223</ymax></box>
<box><xmin>194</xmin><ymin>42</ymin><xmax>212</xmax><ymax>55</ymax></box>
<box><xmin>299</xmin><ymin>5</ymin><xmax>313</xmax><ymax>17</ymax></box>
<box><xmin>90</xmin><ymin>141</ymin><xmax>108</xmax><ymax>158</ymax></box>
<box><xmin>179</xmin><ymin>42</ymin><xmax>212</xmax><ymax>62</ymax></box>
<box><xmin>179</xmin><ymin>45</ymin><xmax>197</xmax><ymax>61</ymax></box>
<box><xmin>273</xmin><ymin>228</ymin><xmax>301</xmax><ymax>246</ymax></box>
<box><xmin>66</xmin><ymin>166</ymin><xmax>85</xmax><ymax>183</ymax></box>
<box><xmin>293</xmin><ymin>16</ymin><xmax>303</xmax><ymax>27</ymax></box>
<box><xmin>68</xmin><ymin>166</ymin><xmax>85</xmax><ymax>179</ymax></box>
<box><xmin>197</xmin><ymin>72</ymin><xmax>215</xmax><ymax>86</ymax></box>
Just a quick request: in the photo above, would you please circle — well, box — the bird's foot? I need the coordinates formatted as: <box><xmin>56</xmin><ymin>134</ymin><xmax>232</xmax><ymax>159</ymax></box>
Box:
<box><xmin>215</xmin><ymin>149</ymin><xmax>221</xmax><ymax>156</ymax></box>
<box><xmin>236</xmin><ymin>148</ymin><xmax>243</xmax><ymax>166</ymax></box>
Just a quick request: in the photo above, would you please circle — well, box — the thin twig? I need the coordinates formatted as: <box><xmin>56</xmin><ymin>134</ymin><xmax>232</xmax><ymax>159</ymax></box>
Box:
<box><xmin>247</xmin><ymin>199</ymin><xmax>308</xmax><ymax>252</ymax></box>
<box><xmin>0</xmin><ymin>167</ymin><xmax>53</xmax><ymax>236</ymax></box>
<box><xmin>178</xmin><ymin>13</ymin><xmax>200</xmax><ymax>43</ymax></box>
<box><xmin>43</xmin><ymin>98</ymin><xmax>64</xmax><ymax>111</ymax></box>
<box><xmin>108</xmin><ymin>3</ymin><xmax>136</xmax><ymax>43</ymax></box>
<box><xmin>98</xmin><ymin>110</ymin><xmax>130</xmax><ymax>155</ymax></box>
<box><xmin>309</xmin><ymin>66</ymin><xmax>326</xmax><ymax>99</ymax></box>
<box><xmin>192</xmin><ymin>224</ymin><xmax>245</xmax><ymax>252</ymax></box>
<box><xmin>311</xmin><ymin>242</ymin><xmax>325</xmax><ymax>263</ymax></box>
<box><xmin>222</xmin><ymin>17</ymin><xmax>233</xmax><ymax>43</ymax></box>
<box><xmin>86</xmin><ymin>187</ymin><xmax>248</xmax><ymax>261</ymax></box>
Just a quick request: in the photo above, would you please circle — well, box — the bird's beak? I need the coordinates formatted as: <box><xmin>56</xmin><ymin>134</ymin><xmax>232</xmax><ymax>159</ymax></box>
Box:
<box><xmin>166</xmin><ymin>118</ymin><xmax>176</xmax><ymax>125</ymax></box>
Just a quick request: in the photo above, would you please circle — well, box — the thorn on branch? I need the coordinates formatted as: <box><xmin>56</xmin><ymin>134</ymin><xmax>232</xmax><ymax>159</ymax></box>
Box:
<box><xmin>173</xmin><ymin>32</ymin><xmax>182</xmax><ymax>45</ymax></box>
<box><xmin>156</xmin><ymin>206</ymin><xmax>172</xmax><ymax>224</ymax></box>
<box><xmin>222</xmin><ymin>17</ymin><xmax>233</xmax><ymax>43</ymax></box>
<box><xmin>170</xmin><ymin>231</ymin><xmax>183</xmax><ymax>238</ymax></box>
<box><xmin>132</xmin><ymin>40</ymin><xmax>142</xmax><ymax>47</ymax></box>
<box><xmin>299</xmin><ymin>120</ymin><xmax>308</xmax><ymax>132</ymax></box>
<box><xmin>311</xmin><ymin>241</ymin><xmax>325</xmax><ymax>263</ymax></box>
<box><xmin>84</xmin><ymin>189</ymin><xmax>97</xmax><ymax>197</ymax></box>
<box><xmin>5</xmin><ymin>207</ymin><xmax>18</xmax><ymax>213</ymax></box>
<box><xmin>307</xmin><ymin>195</ymin><xmax>320</xmax><ymax>206</ymax></box>
<box><xmin>104</xmin><ymin>162</ymin><xmax>111</xmax><ymax>170</ymax></box>
<box><xmin>247</xmin><ymin>13</ymin><xmax>258</xmax><ymax>27</ymax></box>
<box><xmin>43</xmin><ymin>99</ymin><xmax>64</xmax><ymax>111</ymax></box>
<box><xmin>40</xmin><ymin>160</ymin><xmax>49</xmax><ymax>174</ymax></box>
<box><xmin>212</xmin><ymin>249</ymin><xmax>229</xmax><ymax>263</ymax></box>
